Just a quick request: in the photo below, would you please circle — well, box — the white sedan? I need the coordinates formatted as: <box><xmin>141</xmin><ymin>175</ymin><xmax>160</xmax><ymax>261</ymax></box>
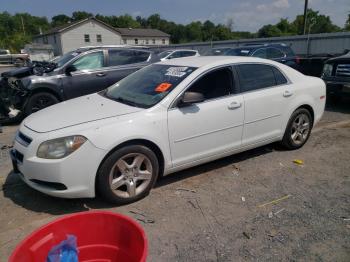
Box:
<box><xmin>11</xmin><ymin>56</ymin><xmax>326</xmax><ymax>204</ymax></box>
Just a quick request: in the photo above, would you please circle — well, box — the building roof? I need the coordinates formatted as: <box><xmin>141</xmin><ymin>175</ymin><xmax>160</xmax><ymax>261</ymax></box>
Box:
<box><xmin>115</xmin><ymin>28</ymin><xmax>169</xmax><ymax>38</ymax></box>
<box><xmin>33</xmin><ymin>17</ymin><xmax>169</xmax><ymax>39</ymax></box>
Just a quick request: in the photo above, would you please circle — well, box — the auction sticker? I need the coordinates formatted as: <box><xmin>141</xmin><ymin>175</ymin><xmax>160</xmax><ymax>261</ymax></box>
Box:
<box><xmin>165</xmin><ymin>67</ymin><xmax>189</xmax><ymax>77</ymax></box>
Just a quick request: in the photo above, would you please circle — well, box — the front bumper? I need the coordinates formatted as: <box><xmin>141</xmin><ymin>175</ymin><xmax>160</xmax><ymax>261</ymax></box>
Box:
<box><xmin>11</xmin><ymin>128</ymin><xmax>107</xmax><ymax>198</ymax></box>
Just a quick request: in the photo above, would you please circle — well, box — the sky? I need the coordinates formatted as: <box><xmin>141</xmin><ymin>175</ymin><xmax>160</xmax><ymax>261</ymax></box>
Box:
<box><xmin>1</xmin><ymin>0</ymin><xmax>349</xmax><ymax>32</ymax></box>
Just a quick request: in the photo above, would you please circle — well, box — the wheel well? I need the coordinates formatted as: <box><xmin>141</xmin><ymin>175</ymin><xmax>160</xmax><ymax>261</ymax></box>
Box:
<box><xmin>30</xmin><ymin>88</ymin><xmax>62</xmax><ymax>101</ymax></box>
<box><xmin>297</xmin><ymin>104</ymin><xmax>314</xmax><ymax>125</ymax></box>
<box><xmin>95</xmin><ymin>139</ymin><xmax>165</xmax><ymax>192</ymax></box>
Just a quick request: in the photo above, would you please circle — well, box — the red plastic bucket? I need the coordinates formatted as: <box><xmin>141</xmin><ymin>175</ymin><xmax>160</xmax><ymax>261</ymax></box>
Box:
<box><xmin>9</xmin><ymin>211</ymin><xmax>148</xmax><ymax>262</ymax></box>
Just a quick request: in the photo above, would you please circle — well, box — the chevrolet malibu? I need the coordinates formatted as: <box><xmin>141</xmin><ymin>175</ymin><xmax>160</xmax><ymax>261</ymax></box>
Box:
<box><xmin>11</xmin><ymin>56</ymin><xmax>326</xmax><ymax>204</ymax></box>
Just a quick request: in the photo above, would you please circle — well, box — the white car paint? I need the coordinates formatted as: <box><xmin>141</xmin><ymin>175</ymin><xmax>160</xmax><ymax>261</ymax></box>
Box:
<box><xmin>12</xmin><ymin>56</ymin><xmax>326</xmax><ymax>198</ymax></box>
<box><xmin>159</xmin><ymin>49</ymin><xmax>200</xmax><ymax>61</ymax></box>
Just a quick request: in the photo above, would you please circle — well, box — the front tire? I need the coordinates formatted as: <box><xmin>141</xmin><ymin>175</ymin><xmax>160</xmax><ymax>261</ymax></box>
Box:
<box><xmin>281</xmin><ymin>108</ymin><xmax>312</xmax><ymax>150</ymax></box>
<box><xmin>97</xmin><ymin>145</ymin><xmax>159</xmax><ymax>205</ymax></box>
<box><xmin>24</xmin><ymin>92</ymin><xmax>59</xmax><ymax>116</ymax></box>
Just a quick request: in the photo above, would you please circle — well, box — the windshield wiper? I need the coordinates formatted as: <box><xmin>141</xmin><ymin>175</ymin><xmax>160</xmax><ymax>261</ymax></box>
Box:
<box><xmin>112</xmin><ymin>96</ymin><xmax>144</xmax><ymax>108</ymax></box>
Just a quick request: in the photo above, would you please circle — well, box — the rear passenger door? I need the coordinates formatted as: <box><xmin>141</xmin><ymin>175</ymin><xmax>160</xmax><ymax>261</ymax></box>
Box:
<box><xmin>235</xmin><ymin>63</ymin><xmax>291</xmax><ymax>146</ymax></box>
<box><xmin>105</xmin><ymin>49</ymin><xmax>151</xmax><ymax>85</ymax></box>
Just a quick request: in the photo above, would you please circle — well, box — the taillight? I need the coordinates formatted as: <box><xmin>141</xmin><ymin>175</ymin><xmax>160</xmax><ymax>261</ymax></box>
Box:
<box><xmin>295</xmin><ymin>56</ymin><xmax>300</xmax><ymax>64</ymax></box>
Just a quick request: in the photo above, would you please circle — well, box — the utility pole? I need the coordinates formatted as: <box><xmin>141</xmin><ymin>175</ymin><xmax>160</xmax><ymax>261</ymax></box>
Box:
<box><xmin>302</xmin><ymin>0</ymin><xmax>309</xmax><ymax>35</ymax></box>
<box><xmin>21</xmin><ymin>16</ymin><xmax>25</xmax><ymax>36</ymax></box>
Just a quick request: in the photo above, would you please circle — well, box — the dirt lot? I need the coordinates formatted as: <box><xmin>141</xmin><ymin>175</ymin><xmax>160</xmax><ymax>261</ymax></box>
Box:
<box><xmin>0</xmin><ymin>101</ymin><xmax>349</xmax><ymax>262</ymax></box>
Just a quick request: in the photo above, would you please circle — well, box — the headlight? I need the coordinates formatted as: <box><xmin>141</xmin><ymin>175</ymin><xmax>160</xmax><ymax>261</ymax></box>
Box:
<box><xmin>37</xmin><ymin>135</ymin><xmax>87</xmax><ymax>159</ymax></box>
<box><xmin>322</xmin><ymin>63</ymin><xmax>333</xmax><ymax>77</ymax></box>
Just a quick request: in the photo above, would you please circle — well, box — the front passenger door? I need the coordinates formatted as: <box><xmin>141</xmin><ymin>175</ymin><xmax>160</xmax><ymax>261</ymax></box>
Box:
<box><xmin>61</xmin><ymin>51</ymin><xmax>108</xmax><ymax>99</ymax></box>
<box><xmin>168</xmin><ymin>67</ymin><xmax>244</xmax><ymax>167</ymax></box>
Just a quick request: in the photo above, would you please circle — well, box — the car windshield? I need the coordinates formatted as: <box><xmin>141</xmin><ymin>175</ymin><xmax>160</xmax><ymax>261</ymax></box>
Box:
<box><xmin>55</xmin><ymin>51</ymin><xmax>81</xmax><ymax>67</ymax></box>
<box><xmin>158</xmin><ymin>51</ymin><xmax>172</xmax><ymax>59</ymax></box>
<box><xmin>103</xmin><ymin>64</ymin><xmax>197</xmax><ymax>108</ymax></box>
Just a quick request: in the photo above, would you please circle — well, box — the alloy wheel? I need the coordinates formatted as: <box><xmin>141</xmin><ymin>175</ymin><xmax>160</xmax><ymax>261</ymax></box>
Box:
<box><xmin>291</xmin><ymin>113</ymin><xmax>310</xmax><ymax>145</ymax></box>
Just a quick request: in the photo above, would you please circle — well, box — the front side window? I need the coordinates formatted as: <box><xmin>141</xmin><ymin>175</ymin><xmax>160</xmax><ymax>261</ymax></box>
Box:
<box><xmin>72</xmin><ymin>51</ymin><xmax>104</xmax><ymax>71</ymax></box>
<box><xmin>267</xmin><ymin>48</ymin><xmax>285</xmax><ymax>59</ymax></box>
<box><xmin>237</xmin><ymin>64</ymin><xmax>280</xmax><ymax>92</ymax></box>
<box><xmin>96</xmin><ymin>34</ymin><xmax>102</xmax><ymax>43</ymax></box>
<box><xmin>186</xmin><ymin>67</ymin><xmax>234</xmax><ymax>100</ymax></box>
<box><xmin>103</xmin><ymin>64</ymin><xmax>197</xmax><ymax>108</ymax></box>
<box><xmin>84</xmin><ymin>34</ymin><xmax>90</xmax><ymax>43</ymax></box>
<box><xmin>252</xmin><ymin>48</ymin><xmax>267</xmax><ymax>58</ymax></box>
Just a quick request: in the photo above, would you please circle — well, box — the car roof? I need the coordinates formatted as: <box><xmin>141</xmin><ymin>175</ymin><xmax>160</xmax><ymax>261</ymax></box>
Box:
<box><xmin>158</xmin><ymin>56</ymin><xmax>276</xmax><ymax>68</ymax></box>
<box><xmin>161</xmin><ymin>49</ymin><xmax>198</xmax><ymax>52</ymax></box>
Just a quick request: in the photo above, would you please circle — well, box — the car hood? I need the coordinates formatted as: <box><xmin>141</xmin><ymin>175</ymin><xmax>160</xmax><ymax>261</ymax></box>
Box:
<box><xmin>1</xmin><ymin>67</ymin><xmax>32</xmax><ymax>79</ymax></box>
<box><xmin>24</xmin><ymin>93</ymin><xmax>143</xmax><ymax>133</ymax></box>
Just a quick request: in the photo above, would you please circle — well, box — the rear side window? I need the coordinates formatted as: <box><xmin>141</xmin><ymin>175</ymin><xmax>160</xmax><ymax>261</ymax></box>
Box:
<box><xmin>108</xmin><ymin>50</ymin><xmax>150</xmax><ymax>66</ymax></box>
<box><xmin>187</xmin><ymin>67</ymin><xmax>234</xmax><ymax>100</ymax></box>
<box><xmin>272</xmin><ymin>67</ymin><xmax>288</xmax><ymax>85</ymax></box>
<box><xmin>237</xmin><ymin>64</ymin><xmax>282</xmax><ymax>92</ymax></box>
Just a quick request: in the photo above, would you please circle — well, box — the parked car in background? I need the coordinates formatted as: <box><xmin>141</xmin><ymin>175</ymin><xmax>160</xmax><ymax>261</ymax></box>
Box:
<box><xmin>213</xmin><ymin>43</ymin><xmax>300</xmax><ymax>70</ymax></box>
<box><xmin>209</xmin><ymin>47</ymin><xmax>233</xmax><ymax>56</ymax></box>
<box><xmin>321</xmin><ymin>51</ymin><xmax>350</xmax><ymax>102</ymax></box>
<box><xmin>158</xmin><ymin>49</ymin><xmax>199</xmax><ymax>61</ymax></box>
<box><xmin>0</xmin><ymin>49</ymin><xmax>30</xmax><ymax>66</ymax></box>
<box><xmin>0</xmin><ymin>46</ymin><xmax>159</xmax><ymax>118</ymax></box>
<box><xmin>11</xmin><ymin>56</ymin><xmax>325</xmax><ymax>204</ymax></box>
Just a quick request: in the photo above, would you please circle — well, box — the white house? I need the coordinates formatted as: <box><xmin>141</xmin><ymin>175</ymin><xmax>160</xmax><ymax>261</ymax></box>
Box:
<box><xmin>33</xmin><ymin>17</ymin><xmax>170</xmax><ymax>55</ymax></box>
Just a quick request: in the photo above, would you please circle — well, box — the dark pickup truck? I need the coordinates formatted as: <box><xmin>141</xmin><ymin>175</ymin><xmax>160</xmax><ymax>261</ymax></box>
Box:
<box><xmin>0</xmin><ymin>46</ymin><xmax>159</xmax><ymax>121</ymax></box>
<box><xmin>321</xmin><ymin>52</ymin><xmax>350</xmax><ymax>102</ymax></box>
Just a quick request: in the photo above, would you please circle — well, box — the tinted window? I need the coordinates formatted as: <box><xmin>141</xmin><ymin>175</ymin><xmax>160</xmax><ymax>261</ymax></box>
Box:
<box><xmin>104</xmin><ymin>65</ymin><xmax>197</xmax><ymax>108</ymax></box>
<box><xmin>237</xmin><ymin>64</ymin><xmax>277</xmax><ymax>92</ymax></box>
<box><xmin>186</xmin><ymin>67</ymin><xmax>233</xmax><ymax>100</ymax></box>
<box><xmin>72</xmin><ymin>52</ymin><xmax>104</xmax><ymax>71</ymax></box>
<box><xmin>0</xmin><ymin>50</ymin><xmax>8</xmax><ymax>55</ymax></box>
<box><xmin>267</xmin><ymin>48</ymin><xmax>284</xmax><ymax>59</ymax></box>
<box><xmin>169</xmin><ymin>51</ymin><xmax>182</xmax><ymax>59</ymax></box>
<box><xmin>108</xmin><ymin>50</ymin><xmax>150</xmax><ymax>66</ymax></box>
<box><xmin>272</xmin><ymin>67</ymin><xmax>288</xmax><ymax>85</ymax></box>
<box><xmin>180</xmin><ymin>51</ymin><xmax>197</xmax><ymax>57</ymax></box>
<box><xmin>252</xmin><ymin>48</ymin><xmax>267</xmax><ymax>58</ymax></box>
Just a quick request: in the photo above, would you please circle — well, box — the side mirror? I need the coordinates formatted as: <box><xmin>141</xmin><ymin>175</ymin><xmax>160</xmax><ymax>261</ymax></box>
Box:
<box><xmin>65</xmin><ymin>65</ymin><xmax>77</xmax><ymax>76</ymax></box>
<box><xmin>178</xmin><ymin>92</ymin><xmax>205</xmax><ymax>107</ymax></box>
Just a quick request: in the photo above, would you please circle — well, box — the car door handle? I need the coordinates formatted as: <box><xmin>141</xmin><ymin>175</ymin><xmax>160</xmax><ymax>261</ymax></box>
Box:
<box><xmin>283</xmin><ymin>90</ymin><xmax>293</xmax><ymax>97</ymax></box>
<box><xmin>228</xmin><ymin>101</ymin><xmax>241</xmax><ymax>110</ymax></box>
<box><xmin>96</xmin><ymin>73</ymin><xmax>106</xmax><ymax>77</ymax></box>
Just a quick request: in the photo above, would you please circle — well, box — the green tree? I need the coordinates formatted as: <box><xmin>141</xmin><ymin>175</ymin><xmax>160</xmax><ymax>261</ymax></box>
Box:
<box><xmin>345</xmin><ymin>14</ymin><xmax>350</xmax><ymax>31</ymax></box>
<box><xmin>51</xmin><ymin>14</ymin><xmax>71</xmax><ymax>27</ymax></box>
<box><xmin>257</xmin><ymin>24</ymin><xmax>282</xmax><ymax>37</ymax></box>
<box><xmin>71</xmin><ymin>11</ymin><xmax>93</xmax><ymax>21</ymax></box>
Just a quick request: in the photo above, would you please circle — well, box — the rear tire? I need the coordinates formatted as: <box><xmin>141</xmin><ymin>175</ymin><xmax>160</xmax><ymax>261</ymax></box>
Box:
<box><xmin>281</xmin><ymin>108</ymin><xmax>312</xmax><ymax>150</ymax></box>
<box><xmin>97</xmin><ymin>145</ymin><xmax>159</xmax><ymax>205</ymax></box>
<box><xmin>24</xmin><ymin>92</ymin><xmax>59</xmax><ymax>116</ymax></box>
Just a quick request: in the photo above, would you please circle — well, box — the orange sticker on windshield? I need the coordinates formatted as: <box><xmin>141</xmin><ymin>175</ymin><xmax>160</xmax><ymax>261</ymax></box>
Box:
<box><xmin>155</xmin><ymin>82</ymin><xmax>172</xmax><ymax>92</ymax></box>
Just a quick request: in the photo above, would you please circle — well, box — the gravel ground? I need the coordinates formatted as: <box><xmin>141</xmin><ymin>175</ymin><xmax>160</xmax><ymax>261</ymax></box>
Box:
<box><xmin>0</xmin><ymin>101</ymin><xmax>349</xmax><ymax>262</ymax></box>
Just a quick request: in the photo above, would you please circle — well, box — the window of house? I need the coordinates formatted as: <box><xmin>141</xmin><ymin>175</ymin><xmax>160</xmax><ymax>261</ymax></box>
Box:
<box><xmin>237</xmin><ymin>64</ymin><xmax>284</xmax><ymax>92</ymax></box>
<box><xmin>185</xmin><ymin>67</ymin><xmax>234</xmax><ymax>101</ymax></box>
<box><xmin>145</xmin><ymin>39</ymin><xmax>149</xmax><ymax>45</ymax></box>
<box><xmin>72</xmin><ymin>51</ymin><xmax>104</xmax><ymax>71</ymax></box>
<box><xmin>135</xmin><ymin>38</ymin><xmax>138</xmax><ymax>45</ymax></box>
<box><xmin>53</xmin><ymin>35</ymin><xmax>56</xmax><ymax>44</ymax></box>
<box><xmin>84</xmin><ymin>34</ymin><xmax>90</xmax><ymax>43</ymax></box>
<box><xmin>152</xmin><ymin>39</ymin><xmax>156</xmax><ymax>44</ymax></box>
<box><xmin>43</xmin><ymin>36</ymin><xmax>48</xmax><ymax>44</ymax></box>
<box><xmin>162</xmin><ymin>39</ymin><xmax>165</xmax><ymax>44</ymax></box>
<box><xmin>123</xmin><ymin>39</ymin><xmax>127</xmax><ymax>44</ymax></box>
<box><xmin>96</xmin><ymin>34</ymin><xmax>102</xmax><ymax>43</ymax></box>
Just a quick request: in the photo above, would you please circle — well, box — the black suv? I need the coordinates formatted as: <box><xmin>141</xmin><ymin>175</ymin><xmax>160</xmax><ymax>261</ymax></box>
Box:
<box><xmin>321</xmin><ymin>52</ymin><xmax>350</xmax><ymax>102</ymax></box>
<box><xmin>213</xmin><ymin>43</ymin><xmax>300</xmax><ymax>70</ymax></box>
<box><xmin>0</xmin><ymin>46</ymin><xmax>159</xmax><ymax>119</ymax></box>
